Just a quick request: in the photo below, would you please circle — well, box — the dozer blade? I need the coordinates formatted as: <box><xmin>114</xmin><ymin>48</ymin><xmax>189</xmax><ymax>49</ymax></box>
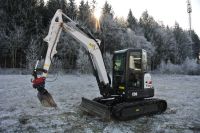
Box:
<box><xmin>37</xmin><ymin>89</ymin><xmax>57</xmax><ymax>108</ymax></box>
<box><xmin>80</xmin><ymin>97</ymin><xmax>111</xmax><ymax>120</ymax></box>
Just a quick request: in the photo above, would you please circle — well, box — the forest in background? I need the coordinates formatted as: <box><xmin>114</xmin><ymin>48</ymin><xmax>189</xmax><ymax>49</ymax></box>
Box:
<box><xmin>0</xmin><ymin>0</ymin><xmax>200</xmax><ymax>74</ymax></box>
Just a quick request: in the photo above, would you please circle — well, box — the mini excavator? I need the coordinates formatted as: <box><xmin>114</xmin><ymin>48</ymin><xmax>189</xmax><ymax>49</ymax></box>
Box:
<box><xmin>31</xmin><ymin>9</ymin><xmax>167</xmax><ymax>121</ymax></box>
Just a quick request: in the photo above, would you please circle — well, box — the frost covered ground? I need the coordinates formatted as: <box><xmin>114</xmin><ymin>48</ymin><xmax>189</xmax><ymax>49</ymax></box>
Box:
<box><xmin>0</xmin><ymin>74</ymin><xmax>200</xmax><ymax>133</ymax></box>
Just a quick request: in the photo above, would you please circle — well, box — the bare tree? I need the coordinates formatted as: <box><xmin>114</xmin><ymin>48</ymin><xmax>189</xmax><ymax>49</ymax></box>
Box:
<box><xmin>76</xmin><ymin>47</ymin><xmax>92</xmax><ymax>73</ymax></box>
<box><xmin>25</xmin><ymin>37</ymin><xmax>39</xmax><ymax>70</ymax></box>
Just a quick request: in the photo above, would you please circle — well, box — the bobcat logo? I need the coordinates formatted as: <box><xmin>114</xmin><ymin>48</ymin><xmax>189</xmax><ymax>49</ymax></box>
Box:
<box><xmin>132</xmin><ymin>92</ymin><xmax>138</xmax><ymax>96</ymax></box>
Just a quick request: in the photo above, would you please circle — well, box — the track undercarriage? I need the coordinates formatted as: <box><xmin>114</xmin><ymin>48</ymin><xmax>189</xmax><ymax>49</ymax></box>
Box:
<box><xmin>80</xmin><ymin>97</ymin><xmax>167</xmax><ymax>121</ymax></box>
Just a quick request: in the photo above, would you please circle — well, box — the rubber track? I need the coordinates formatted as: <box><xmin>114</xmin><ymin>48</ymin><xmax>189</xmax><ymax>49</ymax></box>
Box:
<box><xmin>112</xmin><ymin>98</ymin><xmax>167</xmax><ymax>121</ymax></box>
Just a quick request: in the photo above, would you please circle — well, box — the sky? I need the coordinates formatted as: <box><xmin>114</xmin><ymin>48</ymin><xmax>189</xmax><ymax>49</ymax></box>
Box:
<box><xmin>75</xmin><ymin>0</ymin><xmax>200</xmax><ymax>36</ymax></box>
<box><xmin>45</xmin><ymin>0</ymin><xmax>200</xmax><ymax>36</ymax></box>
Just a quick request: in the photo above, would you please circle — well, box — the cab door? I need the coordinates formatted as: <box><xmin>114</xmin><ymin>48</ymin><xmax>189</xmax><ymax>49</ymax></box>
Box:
<box><xmin>113</xmin><ymin>53</ymin><xmax>126</xmax><ymax>94</ymax></box>
<box><xmin>127</xmin><ymin>51</ymin><xmax>143</xmax><ymax>89</ymax></box>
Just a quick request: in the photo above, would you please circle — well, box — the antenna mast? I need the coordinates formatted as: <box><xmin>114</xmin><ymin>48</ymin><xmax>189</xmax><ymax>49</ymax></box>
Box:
<box><xmin>187</xmin><ymin>0</ymin><xmax>192</xmax><ymax>35</ymax></box>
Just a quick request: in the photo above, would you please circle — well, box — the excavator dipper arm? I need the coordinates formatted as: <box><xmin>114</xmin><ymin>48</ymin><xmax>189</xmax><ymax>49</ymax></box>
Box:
<box><xmin>32</xmin><ymin>9</ymin><xmax>111</xmax><ymax>107</ymax></box>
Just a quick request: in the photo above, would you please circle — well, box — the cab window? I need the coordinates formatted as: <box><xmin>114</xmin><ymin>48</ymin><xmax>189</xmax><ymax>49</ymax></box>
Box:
<box><xmin>114</xmin><ymin>54</ymin><xmax>125</xmax><ymax>72</ymax></box>
<box><xmin>129</xmin><ymin>52</ymin><xmax>141</xmax><ymax>71</ymax></box>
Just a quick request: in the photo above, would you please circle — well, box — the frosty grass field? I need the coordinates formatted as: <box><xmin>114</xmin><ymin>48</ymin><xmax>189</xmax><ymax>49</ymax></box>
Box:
<box><xmin>0</xmin><ymin>74</ymin><xmax>200</xmax><ymax>133</ymax></box>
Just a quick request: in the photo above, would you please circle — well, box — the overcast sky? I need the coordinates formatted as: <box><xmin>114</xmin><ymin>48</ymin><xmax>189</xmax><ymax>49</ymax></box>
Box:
<box><xmin>74</xmin><ymin>0</ymin><xmax>200</xmax><ymax>36</ymax></box>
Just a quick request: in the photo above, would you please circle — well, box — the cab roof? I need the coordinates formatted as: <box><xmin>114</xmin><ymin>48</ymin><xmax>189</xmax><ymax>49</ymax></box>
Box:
<box><xmin>114</xmin><ymin>48</ymin><xmax>145</xmax><ymax>54</ymax></box>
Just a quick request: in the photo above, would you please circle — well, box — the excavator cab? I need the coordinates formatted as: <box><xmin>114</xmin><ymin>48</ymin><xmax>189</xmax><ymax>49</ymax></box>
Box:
<box><xmin>82</xmin><ymin>49</ymin><xmax>166</xmax><ymax>120</ymax></box>
<box><xmin>112</xmin><ymin>49</ymin><xmax>154</xmax><ymax>99</ymax></box>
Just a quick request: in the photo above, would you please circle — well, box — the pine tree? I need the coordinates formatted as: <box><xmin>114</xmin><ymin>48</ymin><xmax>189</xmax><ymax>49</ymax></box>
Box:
<box><xmin>100</xmin><ymin>1</ymin><xmax>120</xmax><ymax>53</ymax></box>
<box><xmin>67</xmin><ymin>0</ymin><xmax>77</xmax><ymax>20</ymax></box>
<box><xmin>102</xmin><ymin>1</ymin><xmax>113</xmax><ymax>17</ymax></box>
<box><xmin>77</xmin><ymin>0</ymin><xmax>91</xmax><ymax>26</ymax></box>
<box><xmin>139</xmin><ymin>10</ymin><xmax>158</xmax><ymax>41</ymax></box>
<box><xmin>127</xmin><ymin>9</ymin><xmax>137</xmax><ymax>31</ymax></box>
<box><xmin>163</xmin><ymin>26</ymin><xmax>178</xmax><ymax>64</ymax></box>
<box><xmin>46</xmin><ymin>0</ymin><xmax>68</xmax><ymax>18</ymax></box>
<box><xmin>173</xmin><ymin>22</ymin><xmax>193</xmax><ymax>64</ymax></box>
<box><xmin>139</xmin><ymin>11</ymin><xmax>162</xmax><ymax>68</ymax></box>
<box><xmin>191</xmin><ymin>30</ymin><xmax>200</xmax><ymax>59</ymax></box>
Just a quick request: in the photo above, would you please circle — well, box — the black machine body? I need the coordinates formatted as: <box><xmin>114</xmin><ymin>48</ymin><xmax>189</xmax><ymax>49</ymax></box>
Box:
<box><xmin>112</xmin><ymin>49</ymin><xmax>154</xmax><ymax>100</ymax></box>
